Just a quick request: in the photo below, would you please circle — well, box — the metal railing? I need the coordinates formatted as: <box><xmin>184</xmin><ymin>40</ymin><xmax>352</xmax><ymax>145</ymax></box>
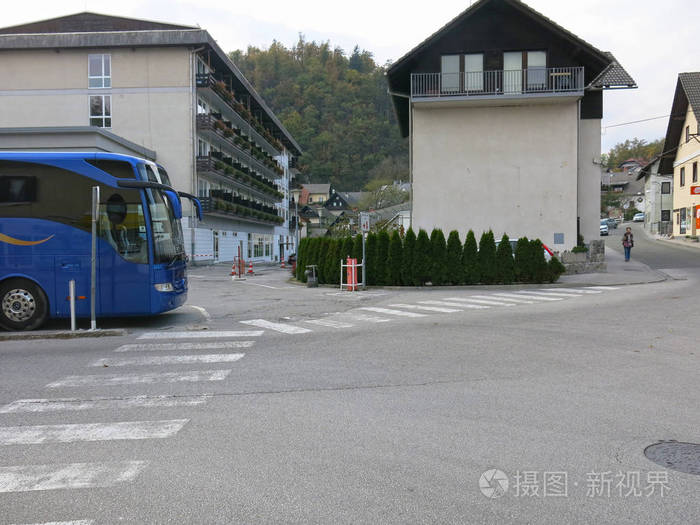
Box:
<box><xmin>411</xmin><ymin>67</ymin><xmax>584</xmax><ymax>98</ymax></box>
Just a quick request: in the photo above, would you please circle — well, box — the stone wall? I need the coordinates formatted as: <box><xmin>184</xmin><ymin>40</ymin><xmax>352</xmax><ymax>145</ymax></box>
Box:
<box><xmin>560</xmin><ymin>240</ymin><xmax>606</xmax><ymax>274</ymax></box>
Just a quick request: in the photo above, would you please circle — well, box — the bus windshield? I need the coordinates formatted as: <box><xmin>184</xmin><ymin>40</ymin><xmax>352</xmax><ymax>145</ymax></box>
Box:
<box><xmin>137</xmin><ymin>163</ymin><xmax>185</xmax><ymax>265</ymax></box>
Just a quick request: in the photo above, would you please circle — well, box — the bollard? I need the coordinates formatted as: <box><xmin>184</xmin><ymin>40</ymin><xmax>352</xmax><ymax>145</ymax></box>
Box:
<box><xmin>69</xmin><ymin>280</ymin><xmax>76</xmax><ymax>331</ymax></box>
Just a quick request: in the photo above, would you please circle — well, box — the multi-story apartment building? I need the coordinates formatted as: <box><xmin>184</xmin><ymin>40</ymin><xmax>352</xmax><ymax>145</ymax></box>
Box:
<box><xmin>386</xmin><ymin>0</ymin><xmax>635</xmax><ymax>250</ymax></box>
<box><xmin>0</xmin><ymin>12</ymin><xmax>302</xmax><ymax>263</ymax></box>
<box><xmin>658</xmin><ymin>72</ymin><xmax>700</xmax><ymax>237</ymax></box>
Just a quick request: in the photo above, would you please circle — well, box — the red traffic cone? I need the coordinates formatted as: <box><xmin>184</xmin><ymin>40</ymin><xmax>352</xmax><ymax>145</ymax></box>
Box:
<box><xmin>247</xmin><ymin>261</ymin><xmax>254</xmax><ymax>274</ymax></box>
<box><xmin>281</xmin><ymin>259</ymin><xmax>286</xmax><ymax>269</ymax></box>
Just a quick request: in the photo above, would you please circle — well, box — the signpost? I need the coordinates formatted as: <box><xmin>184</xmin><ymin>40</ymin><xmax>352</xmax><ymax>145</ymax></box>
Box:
<box><xmin>359</xmin><ymin>212</ymin><xmax>369</xmax><ymax>288</ymax></box>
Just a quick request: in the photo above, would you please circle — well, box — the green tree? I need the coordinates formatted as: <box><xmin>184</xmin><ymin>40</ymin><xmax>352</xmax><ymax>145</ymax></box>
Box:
<box><xmin>376</xmin><ymin>230</ymin><xmax>390</xmax><ymax>285</ymax></box>
<box><xmin>295</xmin><ymin>238</ymin><xmax>308</xmax><ymax>281</ymax></box>
<box><xmin>414</xmin><ymin>229</ymin><xmax>431</xmax><ymax>285</ymax></box>
<box><xmin>386</xmin><ymin>230</ymin><xmax>403</xmax><ymax>285</ymax></box>
<box><xmin>445</xmin><ymin>230</ymin><xmax>463</xmax><ymax>285</ymax></box>
<box><xmin>430</xmin><ymin>229</ymin><xmax>447</xmax><ymax>286</ymax></box>
<box><xmin>514</xmin><ymin>237</ymin><xmax>530</xmax><ymax>282</ymax></box>
<box><xmin>462</xmin><ymin>230</ymin><xmax>480</xmax><ymax>285</ymax></box>
<box><xmin>530</xmin><ymin>239</ymin><xmax>549</xmax><ymax>284</ymax></box>
<box><xmin>324</xmin><ymin>239</ymin><xmax>340</xmax><ymax>285</ymax></box>
<box><xmin>401</xmin><ymin>227</ymin><xmax>416</xmax><ymax>286</ymax></box>
<box><xmin>478</xmin><ymin>231</ymin><xmax>497</xmax><ymax>284</ymax></box>
<box><xmin>317</xmin><ymin>238</ymin><xmax>330</xmax><ymax>283</ymax></box>
<box><xmin>495</xmin><ymin>234</ymin><xmax>515</xmax><ymax>284</ymax></box>
<box><xmin>365</xmin><ymin>232</ymin><xmax>378</xmax><ymax>285</ymax></box>
<box><xmin>548</xmin><ymin>256</ymin><xmax>566</xmax><ymax>283</ymax></box>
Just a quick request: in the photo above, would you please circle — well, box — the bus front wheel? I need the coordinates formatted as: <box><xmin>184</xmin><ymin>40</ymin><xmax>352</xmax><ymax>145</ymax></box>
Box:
<box><xmin>0</xmin><ymin>278</ymin><xmax>48</xmax><ymax>331</ymax></box>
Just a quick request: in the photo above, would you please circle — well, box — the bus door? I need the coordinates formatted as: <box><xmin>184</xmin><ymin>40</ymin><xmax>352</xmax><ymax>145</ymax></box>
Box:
<box><xmin>97</xmin><ymin>190</ymin><xmax>151</xmax><ymax>316</ymax></box>
<box><xmin>54</xmin><ymin>254</ymin><xmax>91</xmax><ymax>318</ymax></box>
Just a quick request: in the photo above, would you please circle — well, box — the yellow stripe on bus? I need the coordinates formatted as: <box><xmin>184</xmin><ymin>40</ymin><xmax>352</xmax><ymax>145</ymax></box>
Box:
<box><xmin>0</xmin><ymin>233</ymin><xmax>54</xmax><ymax>246</ymax></box>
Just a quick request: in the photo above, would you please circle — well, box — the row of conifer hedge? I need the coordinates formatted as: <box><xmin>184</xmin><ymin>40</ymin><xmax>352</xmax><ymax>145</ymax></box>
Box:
<box><xmin>294</xmin><ymin>228</ymin><xmax>565</xmax><ymax>286</ymax></box>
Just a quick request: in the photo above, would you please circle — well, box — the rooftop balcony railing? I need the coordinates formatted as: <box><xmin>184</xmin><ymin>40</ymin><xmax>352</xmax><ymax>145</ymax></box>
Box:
<box><xmin>410</xmin><ymin>67</ymin><xmax>584</xmax><ymax>99</ymax></box>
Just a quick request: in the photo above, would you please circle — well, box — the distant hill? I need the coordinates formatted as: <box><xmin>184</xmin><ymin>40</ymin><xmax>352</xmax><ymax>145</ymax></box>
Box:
<box><xmin>230</xmin><ymin>37</ymin><xmax>408</xmax><ymax>190</ymax></box>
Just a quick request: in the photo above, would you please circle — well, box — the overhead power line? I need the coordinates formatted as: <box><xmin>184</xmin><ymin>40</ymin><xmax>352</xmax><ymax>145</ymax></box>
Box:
<box><xmin>603</xmin><ymin>115</ymin><xmax>670</xmax><ymax>130</ymax></box>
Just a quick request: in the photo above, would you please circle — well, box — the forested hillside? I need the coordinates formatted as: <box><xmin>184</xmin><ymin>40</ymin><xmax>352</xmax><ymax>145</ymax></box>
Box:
<box><xmin>229</xmin><ymin>37</ymin><xmax>407</xmax><ymax>190</ymax></box>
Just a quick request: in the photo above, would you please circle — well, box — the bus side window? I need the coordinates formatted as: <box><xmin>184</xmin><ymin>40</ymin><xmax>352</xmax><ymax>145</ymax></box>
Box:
<box><xmin>99</xmin><ymin>191</ymin><xmax>148</xmax><ymax>264</ymax></box>
<box><xmin>0</xmin><ymin>176</ymin><xmax>37</xmax><ymax>203</ymax></box>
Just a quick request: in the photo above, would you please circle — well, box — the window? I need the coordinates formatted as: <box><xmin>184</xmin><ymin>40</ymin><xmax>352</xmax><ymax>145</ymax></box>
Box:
<box><xmin>526</xmin><ymin>51</ymin><xmax>547</xmax><ymax>90</ymax></box>
<box><xmin>661</xmin><ymin>210</ymin><xmax>671</xmax><ymax>222</ymax></box>
<box><xmin>197</xmin><ymin>98</ymin><xmax>208</xmax><ymax>115</ymax></box>
<box><xmin>693</xmin><ymin>162</ymin><xmax>698</xmax><ymax>183</ymax></box>
<box><xmin>89</xmin><ymin>95</ymin><xmax>111</xmax><ymax>128</ymax></box>
<box><xmin>661</xmin><ymin>181</ymin><xmax>671</xmax><ymax>194</ymax></box>
<box><xmin>198</xmin><ymin>139</ymin><xmax>209</xmax><ymax>157</ymax></box>
<box><xmin>464</xmin><ymin>53</ymin><xmax>483</xmax><ymax>91</ymax></box>
<box><xmin>88</xmin><ymin>54</ymin><xmax>111</xmax><ymax>88</ymax></box>
<box><xmin>680</xmin><ymin>167</ymin><xmax>685</xmax><ymax>187</ymax></box>
<box><xmin>441</xmin><ymin>55</ymin><xmax>460</xmax><ymax>93</ymax></box>
<box><xmin>86</xmin><ymin>159</ymin><xmax>135</xmax><ymax>179</ymax></box>
<box><xmin>99</xmin><ymin>192</ymin><xmax>148</xmax><ymax>264</ymax></box>
<box><xmin>0</xmin><ymin>176</ymin><xmax>36</xmax><ymax>203</ymax></box>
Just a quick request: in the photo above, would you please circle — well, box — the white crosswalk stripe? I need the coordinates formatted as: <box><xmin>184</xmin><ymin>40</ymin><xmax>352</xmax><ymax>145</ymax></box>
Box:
<box><xmin>0</xmin><ymin>419</ymin><xmax>188</xmax><ymax>446</ymax></box>
<box><xmin>138</xmin><ymin>330</ymin><xmax>263</xmax><ymax>340</ymax></box>
<box><xmin>518</xmin><ymin>290</ymin><xmax>582</xmax><ymax>298</ymax></box>
<box><xmin>493</xmin><ymin>292</ymin><xmax>561</xmax><ymax>302</ymax></box>
<box><xmin>91</xmin><ymin>353</ymin><xmax>245</xmax><ymax>368</ymax></box>
<box><xmin>420</xmin><ymin>300</ymin><xmax>489</xmax><ymax>309</ymax></box>
<box><xmin>47</xmin><ymin>370</ymin><xmax>231</xmax><ymax>388</ymax></box>
<box><xmin>115</xmin><ymin>341</ymin><xmax>254</xmax><ymax>352</ymax></box>
<box><xmin>357</xmin><ymin>307</ymin><xmax>427</xmax><ymax>318</ymax></box>
<box><xmin>541</xmin><ymin>287</ymin><xmax>602</xmax><ymax>294</ymax></box>
<box><xmin>444</xmin><ymin>297</ymin><xmax>514</xmax><ymax>307</ymax></box>
<box><xmin>346</xmin><ymin>313</ymin><xmax>391</xmax><ymax>323</ymax></box>
<box><xmin>0</xmin><ymin>395</ymin><xmax>211</xmax><ymax>414</ymax></box>
<box><xmin>389</xmin><ymin>303</ymin><xmax>461</xmax><ymax>313</ymax></box>
<box><xmin>240</xmin><ymin>319</ymin><xmax>312</xmax><ymax>334</ymax></box>
<box><xmin>588</xmin><ymin>286</ymin><xmax>621</xmax><ymax>290</ymax></box>
<box><xmin>304</xmin><ymin>319</ymin><xmax>354</xmax><ymax>328</ymax></box>
<box><xmin>514</xmin><ymin>291</ymin><xmax>566</xmax><ymax>300</ymax></box>
<box><xmin>13</xmin><ymin>520</ymin><xmax>95</xmax><ymax>525</ymax></box>
<box><xmin>0</xmin><ymin>461</ymin><xmax>147</xmax><ymax>493</ymax></box>
<box><xmin>470</xmin><ymin>294</ymin><xmax>534</xmax><ymax>304</ymax></box>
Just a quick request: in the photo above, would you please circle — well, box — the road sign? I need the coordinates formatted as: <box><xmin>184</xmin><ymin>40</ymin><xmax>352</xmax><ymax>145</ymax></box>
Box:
<box><xmin>690</xmin><ymin>186</ymin><xmax>700</xmax><ymax>195</ymax></box>
<box><xmin>360</xmin><ymin>212</ymin><xmax>370</xmax><ymax>233</ymax></box>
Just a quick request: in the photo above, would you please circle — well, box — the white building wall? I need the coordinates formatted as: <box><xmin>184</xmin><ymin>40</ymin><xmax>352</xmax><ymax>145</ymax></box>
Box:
<box><xmin>578</xmin><ymin>118</ymin><xmax>602</xmax><ymax>244</ymax></box>
<box><xmin>412</xmin><ymin>100</ymin><xmax>579</xmax><ymax>250</ymax></box>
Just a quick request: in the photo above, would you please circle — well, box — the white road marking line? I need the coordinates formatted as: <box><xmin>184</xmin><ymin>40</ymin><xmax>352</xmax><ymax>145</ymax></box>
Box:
<box><xmin>0</xmin><ymin>395</ymin><xmax>211</xmax><ymax>414</ymax></box>
<box><xmin>520</xmin><ymin>290</ymin><xmax>581</xmax><ymax>298</ymax></box>
<box><xmin>91</xmin><ymin>353</ymin><xmax>245</xmax><ymax>367</ymax></box>
<box><xmin>513</xmin><ymin>291</ymin><xmax>566</xmax><ymax>300</ymax></box>
<box><xmin>0</xmin><ymin>461</ymin><xmax>147</xmax><ymax>493</ymax></box>
<box><xmin>587</xmin><ymin>286</ymin><xmax>621</xmax><ymax>290</ymax></box>
<box><xmin>542</xmin><ymin>287</ymin><xmax>602</xmax><ymax>294</ymax></box>
<box><xmin>420</xmin><ymin>300</ymin><xmax>489</xmax><ymax>309</ymax></box>
<box><xmin>0</xmin><ymin>419</ymin><xmax>188</xmax><ymax>446</ymax></box>
<box><xmin>470</xmin><ymin>294</ymin><xmax>533</xmax><ymax>304</ymax></box>
<box><xmin>239</xmin><ymin>319</ymin><xmax>312</xmax><ymax>334</ymax></box>
<box><xmin>389</xmin><ymin>303</ymin><xmax>461</xmax><ymax>313</ymax></box>
<box><xmin>47</xmin><ymin>370</ymin><xmax>231</xmax><ymax>388</ymax></box>
<box><xmin>115</xmin><ymin>341</ymin><xmax>254</xmax><ymax>352</ymax></box>
<box><xmin>186</xmin><ymin>305</ymin><xmax>211</xmax><ymax>322</ymax></box>
<box><xmin>346</xmin><ymin>313</ymin><xmax>391</xmax><ymax>323</ymax></box>
<box><xmin>493</xmin><ymin>292</ymin><xmax>561</xmax><ymax>302</ymax></box>
<box><xmin>304</xmin><ymin>319</ymin><xmax>354</xmax><ymax>328</ymax></box>
<box><xmin>138</xmin><ymin>330</ymin><xmax>263</xmax><ymax>340</ymax></box>
<box><xmin>357</xmin><ymin>307</ymin><xmax>427</xmax><ymax>318</ymax></box>
<box><xmin>444</xmin><ymin>297</ymin><xmax>514</xmax><ymax>307</ymax></box>
<box><xmin>13</xmin><ymin>520</ymin><xmax>95</xmax><ymax>525</ymax></box>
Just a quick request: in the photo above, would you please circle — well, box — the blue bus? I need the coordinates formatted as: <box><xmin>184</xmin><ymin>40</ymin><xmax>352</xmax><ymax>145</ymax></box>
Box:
<box><xmin>0</xmin><ymin>152</ymin><xmax>202</xmax><ymax>330</ymax></box>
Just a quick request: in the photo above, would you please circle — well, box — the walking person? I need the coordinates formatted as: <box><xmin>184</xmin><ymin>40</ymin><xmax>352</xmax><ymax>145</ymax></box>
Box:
<box><xmin>622</xmin><ymin>227</ymin><xmax>634</xmax><ymax>262</ymax></box>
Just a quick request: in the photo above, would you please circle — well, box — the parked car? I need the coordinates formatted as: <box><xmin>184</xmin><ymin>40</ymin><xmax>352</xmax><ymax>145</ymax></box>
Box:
<box><xmin>600</xmin><ymin>220</ymin><xmax>609</xmax><ymax>236</ymax></box>
<box><xmin>633</xmin><ymin>212</ymin><xmax>645</xmax><ymax>222</ymax></box>
<box><xmin>604</xmin><ymin>218</ymin><xmax>617</xmax><ymax>229</ymax></box>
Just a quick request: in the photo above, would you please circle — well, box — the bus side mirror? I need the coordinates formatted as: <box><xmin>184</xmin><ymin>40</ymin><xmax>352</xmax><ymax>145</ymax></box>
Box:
<box><xmin>193</xmin><ymin>198</ymin><xmax>203</xmax><ymax>221</ymax></box>
<box><xmin>164</xmin><ymin>190</ymin><xmax>183</xmax><ymax>220</ymax></box>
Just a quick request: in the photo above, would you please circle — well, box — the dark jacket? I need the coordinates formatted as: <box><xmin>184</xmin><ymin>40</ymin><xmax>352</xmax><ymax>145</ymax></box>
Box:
<box><xmin>622</xmin><ymin>232</ymin><xmax>634</xmax><ymax>248</ymax></box>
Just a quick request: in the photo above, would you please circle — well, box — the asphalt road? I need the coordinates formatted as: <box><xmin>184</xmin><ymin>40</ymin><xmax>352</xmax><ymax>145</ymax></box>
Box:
<box><xmin>1</xmin><ymin>238</ymin><xmax>698</xmax><ymax>524</ymax></box>
<box><xmin>606</xmin><ymin>222</ymin><xmax>700</xmax><ymax>270</ymax></box>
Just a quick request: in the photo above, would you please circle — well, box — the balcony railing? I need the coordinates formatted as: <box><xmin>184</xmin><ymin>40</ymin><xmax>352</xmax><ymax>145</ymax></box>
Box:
<box><xmin>411</xmin><ymin>67</ymin><xmax>584</xmax><ymax>99</ymax></box>
<box><xmin>196</xmin><ymin>156</ymin><xmax>283</xmax><ymax>202</ymax></box>
<box><xmin>196</xmin><ymin>73</ymin><xmax>285</xmax><ymax>154</ymax></box>
<box><xmin>199</xmin><ymin>195</ymin><xmax>283</xmax><ymax>225</ymax></box>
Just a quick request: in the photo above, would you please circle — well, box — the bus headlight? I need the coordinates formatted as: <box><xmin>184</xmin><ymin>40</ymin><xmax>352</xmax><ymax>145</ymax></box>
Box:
<box><xmin>154</xmin><ymin>283</ymin><xmax>174</xmax><ymax>292</ymax></box>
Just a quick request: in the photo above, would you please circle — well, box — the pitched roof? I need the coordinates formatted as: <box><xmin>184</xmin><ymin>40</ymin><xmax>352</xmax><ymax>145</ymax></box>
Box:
<box><xmin>302</xmin><ymin>184</ymin><xmax>331</xmax><ymax>194</ymax></box>
<box><xmin>658</xmin><ymin>72</ymin><xmax>700</xmax><ymax>175</ymax></box>
<box><xmin>0</xmin><ymin>12</ymin><xmax>195</xmax><ymax>34</ymax></box>
<box><xmin>590</xmin><ymin>53</ymin><xmax>637</xmax><ymax>89</ymax></box>
<box><xmin>388</xmin><ymin>0</ymin><xmax>610</xmax><ymax>75</ymax></box>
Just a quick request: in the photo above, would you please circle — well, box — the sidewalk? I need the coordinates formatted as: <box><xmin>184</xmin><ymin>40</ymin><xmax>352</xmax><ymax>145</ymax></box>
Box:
<box><xmin>557</xmin><ymin>246</ymin><xmax>668</xmax><ymax>286</ymax></box>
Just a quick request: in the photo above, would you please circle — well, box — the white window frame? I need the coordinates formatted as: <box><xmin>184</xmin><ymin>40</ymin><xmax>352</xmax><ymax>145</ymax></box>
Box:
<box><xmin>464</xmin><ymin>53</ymin><xmax>484</xmax><ymax>91</ymax></box>
<box><xmin>88</xmin><ymin>54</ymin><xmax>111</xmax><ymax>89</ymax></box>
<box><xmin>89</xmin><ymin>95</ymin><xmax>112</xmax><ymax>128</ymax></box>
<box><xmin>441</xmin><ymin>55</ymin><xmax>460</xmax><ymax>93</ymax></box>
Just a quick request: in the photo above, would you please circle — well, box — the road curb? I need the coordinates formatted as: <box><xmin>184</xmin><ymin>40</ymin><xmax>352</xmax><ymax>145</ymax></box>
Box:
<box><xmin>0</xmin><ymin>328</ymin><xmax>127</xmax><ymax>342</ymax></box>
